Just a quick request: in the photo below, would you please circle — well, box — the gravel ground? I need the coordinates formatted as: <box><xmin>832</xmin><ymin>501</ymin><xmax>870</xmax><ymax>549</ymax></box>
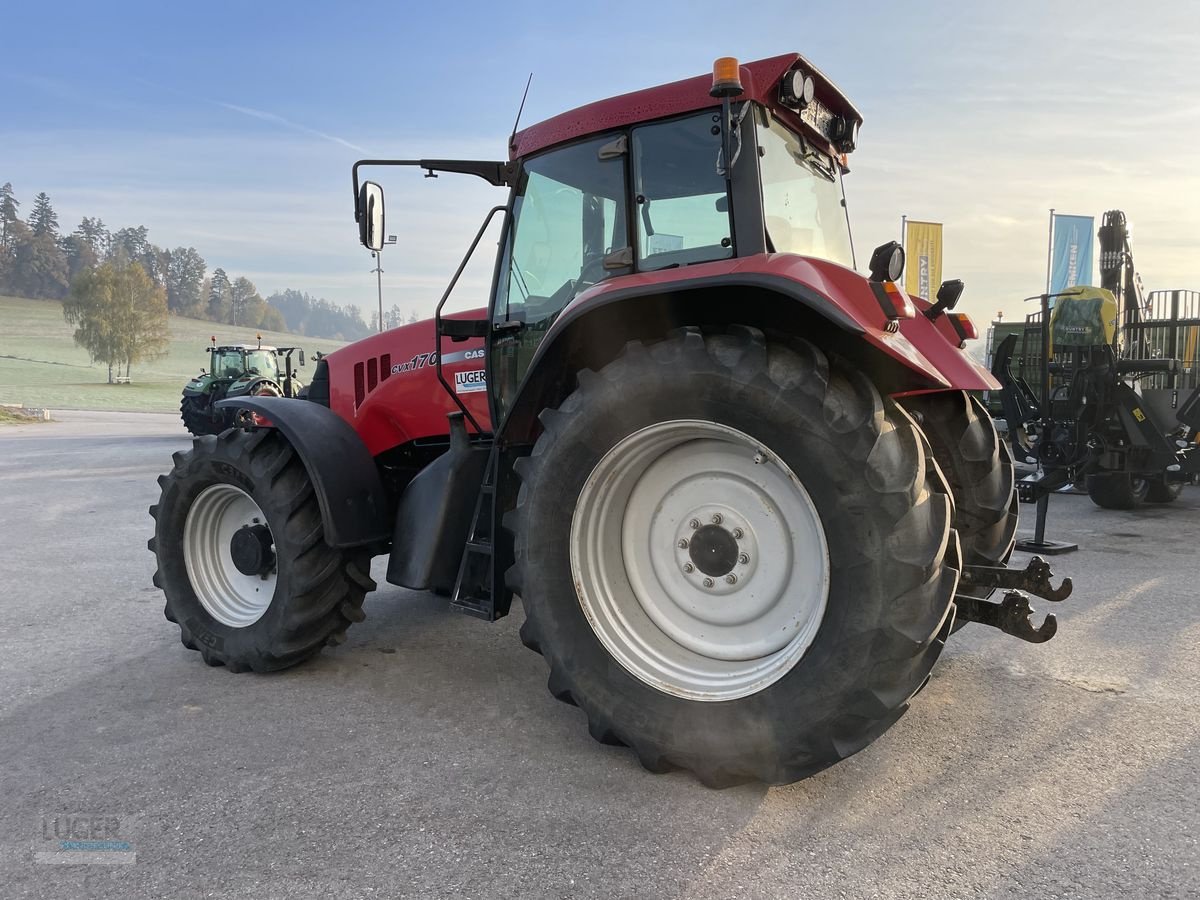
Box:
<box><xmin>1</xmin><ymin>410</ymin><xmax>1197</xmax><ymax>899</ymax></box>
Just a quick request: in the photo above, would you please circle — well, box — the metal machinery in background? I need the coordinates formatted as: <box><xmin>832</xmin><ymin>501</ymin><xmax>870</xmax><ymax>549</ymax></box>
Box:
<box><xmin>992</xmin><ymin>210</ymin><xmax>1200</xmax><ymax>524</ymax></box>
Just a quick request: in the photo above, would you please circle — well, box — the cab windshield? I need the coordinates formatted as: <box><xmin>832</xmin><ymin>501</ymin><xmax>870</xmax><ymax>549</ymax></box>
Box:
<box><xmin>756</xmin><ymin>109</ymin><xmax>855</xmax><ymax>269</ymax></box>
<box><xmin>244</xmin><ymin>351</ymin><xmax>276</xmax><ymax>376</ymax></box>
<box><xmin>211</xmin><ymin>349</ymin><xmax>275</xmax><ymax>378</ymax></box>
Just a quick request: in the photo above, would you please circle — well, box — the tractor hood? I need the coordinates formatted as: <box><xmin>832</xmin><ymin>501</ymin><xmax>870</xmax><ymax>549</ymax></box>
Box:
<box><xmin>225</xmin><ymin>373</ymin><xmax>273</xmax><ymax>397</ymax></box>
<box><xmin>183</xmin><ymin>373</ymin><xmax>215</xmax><ymax>395</ymax></box>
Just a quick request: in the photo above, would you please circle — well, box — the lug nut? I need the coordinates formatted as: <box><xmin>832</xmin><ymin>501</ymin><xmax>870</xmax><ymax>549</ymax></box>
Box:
<box><xmin>689</xmin><ymin>518</ymin><xmax>700</xmax><ymax>530</ymax></box>
<box><xmin>683</xmin><ymin>563</ymin><xmax>694</xmax><ymax>573</ymax></box>
<box><xmin>732</xmin><ymin>528</ymin><xmax>744</xmax><ymax>539</ymax></box>
<box><xmin>711</xmin><ymin>513</ymin><xmax>723</xmax><ymax>525</ymax></box>
<box><xmin>725</xmin><ymin>574</ymin><xmax>737</xmax><ymax>585</ymax></box>
<box><xmin>702</xmin><ymin>577</ymin><xmax>714</xmax><ymax>588</ymax></box>
<box><xmin>739</xmin><ymin>553</ymin><xmax>750</xmax><ymax>565</ymax></box>
<box><xmin>678</xmin><ymin>538</ymin><xmax>689</xmax><ymax>549</ymax></box>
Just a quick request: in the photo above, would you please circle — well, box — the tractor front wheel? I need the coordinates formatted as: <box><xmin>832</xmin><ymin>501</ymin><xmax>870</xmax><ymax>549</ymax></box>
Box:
<box><xmin>508</xmin><ymin>328</ymin><xmax>958</xmax><ymax>786</ymax></box>
<box><xmin>180</xmin><ymin>395</ymin><xmax>220</xmax><ymax>436</ymax></box>
<box><xmin>149</xmin><ymin>428</ymin><xmax>375</xmax><ymax>671</ymax></box>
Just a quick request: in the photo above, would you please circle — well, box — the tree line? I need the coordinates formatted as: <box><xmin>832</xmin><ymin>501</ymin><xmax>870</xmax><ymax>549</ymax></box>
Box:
<box><xmin>0</xmin><ymin>182</ymin><xmax>379</xmax><ymax>343</ymax></box>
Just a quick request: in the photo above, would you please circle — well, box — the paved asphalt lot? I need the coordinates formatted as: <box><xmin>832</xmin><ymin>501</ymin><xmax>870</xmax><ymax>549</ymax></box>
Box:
<box><xmin>1</xmin><ymin>410</ymin><xmax>1197</xmax><ymax>899</ymax></box>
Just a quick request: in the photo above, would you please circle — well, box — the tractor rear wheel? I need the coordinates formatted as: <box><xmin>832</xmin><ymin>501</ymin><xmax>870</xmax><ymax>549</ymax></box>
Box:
<box><xmin>180</xmin><ymin>395</ymin><xmax>220</xmax><ymax>436</ymax></box>
<box><xmin>149</xmin><ymin>428</ymin><xmax>375</xmax><ymax>671</ymax></box>
<box><xmin>1086</xmin><ymin>473</ymin><xmax>1150</xmax><ymax>509</ymax></box>
<box><xmin>508</xmin><ymin>328</ymin><xmax>958</xmax><ymax>786</ymax></box>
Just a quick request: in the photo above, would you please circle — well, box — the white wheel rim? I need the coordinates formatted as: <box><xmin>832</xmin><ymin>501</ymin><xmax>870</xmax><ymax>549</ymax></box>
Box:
<box><xmin>570</xmin><ymin>420</ymin><xmax>830</xmax><ymax>701</ymax></box>
<box><xmin>183</xmin><ymin>484</ymin><xmax>277</xmax><ymax>628</ymax></box>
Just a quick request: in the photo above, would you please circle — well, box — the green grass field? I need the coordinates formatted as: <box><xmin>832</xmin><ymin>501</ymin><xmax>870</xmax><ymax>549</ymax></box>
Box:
<box><xmin>0</xmin><ymin>294</ymin><xmax>347</xmax><ymax>413</ymax></box>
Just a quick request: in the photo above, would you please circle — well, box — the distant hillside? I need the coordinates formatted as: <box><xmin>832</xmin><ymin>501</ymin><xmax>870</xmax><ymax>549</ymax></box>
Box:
<box><xmin>0</xmin><ymin>294</ymin><xmax>346</xmax><ymax>413</ymax></box>
<box><xmin>267</xmin><ymin>289</ymin><xmax>374</xmax><ymax>341</ymax></box>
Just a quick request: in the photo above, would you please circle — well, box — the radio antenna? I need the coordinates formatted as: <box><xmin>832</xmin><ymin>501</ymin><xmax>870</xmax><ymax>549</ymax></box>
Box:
<box><xmin>509</xmin><ymin>73</ymin><xmax>533</xmax><ymax>152</ymax></box>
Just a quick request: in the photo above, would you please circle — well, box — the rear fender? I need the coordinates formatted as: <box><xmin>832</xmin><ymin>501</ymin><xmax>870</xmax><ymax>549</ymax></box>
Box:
<box><xmin>215</xmin><ymin>396</ymin><xmax>391</xmax><ymax>549</ymax></box>
<box><xmin>499</xmin><ymin>276</ymin><xmax>987</xmax><ymax>444</ymax></box>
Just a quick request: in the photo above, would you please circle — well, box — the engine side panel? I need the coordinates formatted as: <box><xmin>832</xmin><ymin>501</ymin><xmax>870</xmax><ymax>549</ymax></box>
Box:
<box><xmin>323</xmin><ymin>312</ymin><xmax>493</xmax><ymax>456</ymax></box>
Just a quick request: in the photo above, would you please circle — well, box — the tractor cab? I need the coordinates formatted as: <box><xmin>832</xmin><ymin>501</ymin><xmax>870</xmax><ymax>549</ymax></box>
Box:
<box><xmin>351</xmin><ymin>54</ymin><xmax>903</xmax><ymax>422</ymax></box>
<box><xmin>204</xmin><ymin>343</ymin><xmax>306</xmax><ymax>399</ymax></box>
<box><xmin>210</xmin><ymin>345</ymin><xmax>280</xmax><ymax>381</ymax></box>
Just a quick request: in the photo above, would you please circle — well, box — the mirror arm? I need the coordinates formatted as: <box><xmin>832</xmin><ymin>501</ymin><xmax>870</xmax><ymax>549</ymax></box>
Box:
<box><xmin>352</xmin><ymin>159</ymin><xmax>517</xmax><ymax>222</ymax></box>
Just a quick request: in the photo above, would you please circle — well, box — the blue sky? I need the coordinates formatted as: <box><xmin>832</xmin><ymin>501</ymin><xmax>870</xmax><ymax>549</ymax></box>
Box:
<box><xmin>4</xmin><ymin>0</ymin><xmax>1198</xmax><ymax>325</ymax></box>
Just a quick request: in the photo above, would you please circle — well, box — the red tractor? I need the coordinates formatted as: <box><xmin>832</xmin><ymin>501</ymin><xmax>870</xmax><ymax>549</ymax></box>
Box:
<box><xmin>149</xmin><ymin>54</ymin><xmax>1071</xmax><ymax>786</ymax></box>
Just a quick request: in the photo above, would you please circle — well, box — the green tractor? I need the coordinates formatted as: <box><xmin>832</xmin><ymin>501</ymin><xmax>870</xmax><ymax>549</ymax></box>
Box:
<box><xmin>180</xmin><ymin>339</ymin><xmax>306</xmax><ymax>436</ymax></box>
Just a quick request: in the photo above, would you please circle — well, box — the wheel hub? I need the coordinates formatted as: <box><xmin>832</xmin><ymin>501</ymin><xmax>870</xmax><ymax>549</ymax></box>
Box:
<box><xmin>230</xmin><ymin>524</ymin><xmax>275</xmax><ymax>577</ymax></box>
<box><xmin>686</xmin><ymin>524</ymin><xmax>738</xmax><ymax>577</ymax></box>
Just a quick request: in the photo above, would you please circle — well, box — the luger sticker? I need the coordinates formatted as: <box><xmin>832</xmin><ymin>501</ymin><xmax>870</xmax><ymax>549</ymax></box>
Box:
<box><xmin>454</xmin><ymin>369</ymin><xmax>487</xmax><ymax>394</ymax></box>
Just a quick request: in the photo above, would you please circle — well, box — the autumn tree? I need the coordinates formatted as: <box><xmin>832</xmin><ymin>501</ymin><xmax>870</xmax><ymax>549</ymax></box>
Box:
<box><xmin>229</xmin><ymin>275</ymin><xmax>266</xmax><ymax>326</ymax></box>
<box><xmin>63</xmin><ymin>262</ymin><xmax>168</xmax><ymax>382</ymax></box>
<box><xmin>165</xmin><ymin>246</ymin><xmax>207</xmax><ymax>315</ymax></box>
<box><xmin>258</xmin><ymin>304</ymin><xmax>286</xmax><ymax>332</ymax></box>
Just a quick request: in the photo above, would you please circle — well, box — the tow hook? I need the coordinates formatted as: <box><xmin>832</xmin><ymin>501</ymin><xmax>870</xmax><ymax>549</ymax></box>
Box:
<box><xmin>958</xmin><ymin>556</ymin><xmax>1073</xmax><ymax>603</ymax></box>
<box><xmin>954</xmin><ymin>557</ymin><xmax>1073</xmax><ymax>644</ymax></box>
<box><xmin>955</xmin><ymin>591</ymin><xmax>1058</xmax><ymax>643</ymax></box>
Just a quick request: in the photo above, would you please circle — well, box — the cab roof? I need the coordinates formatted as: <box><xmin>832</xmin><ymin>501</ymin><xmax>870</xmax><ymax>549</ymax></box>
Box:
<box><xmin>510</xmin><ymin>53</ymin><xmax>862</xmax><ymax>160</ymax></box>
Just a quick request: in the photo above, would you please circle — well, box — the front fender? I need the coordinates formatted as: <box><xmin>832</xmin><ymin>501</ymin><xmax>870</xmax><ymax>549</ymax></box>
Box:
<box><xmin>215</xmin><ymin>396</ymin><xmax>390</xmax><ymax>549</ymax></box>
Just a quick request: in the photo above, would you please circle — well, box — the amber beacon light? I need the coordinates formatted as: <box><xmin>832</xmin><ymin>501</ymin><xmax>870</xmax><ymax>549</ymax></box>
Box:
<box><xmin>710</xmin><ymin>57</ymin><xmax>744</xmax><ymax>97</ymax></box>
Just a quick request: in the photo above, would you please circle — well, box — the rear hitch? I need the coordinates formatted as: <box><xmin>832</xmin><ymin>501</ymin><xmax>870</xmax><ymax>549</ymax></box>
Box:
<box><xmin>955</xmin><ymin>557</ymin><xmax>1070</xmax><ymax>643</ymax></box>
<box><xmin>958</xmin><ymin>556</ymin><xmax>1073</xmax><ymax>603</ymax></box>
<box><xmin>955</xmin><ymin>591</ymin><xmax>1058</xmax><ymax>644</ymax></box>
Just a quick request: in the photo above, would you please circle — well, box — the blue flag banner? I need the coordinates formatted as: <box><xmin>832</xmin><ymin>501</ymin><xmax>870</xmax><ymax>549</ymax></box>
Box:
<box><xmin>1050</xmin><ymin>214</ymin><xmax>1095</xmax><ymax>294</ymax></box>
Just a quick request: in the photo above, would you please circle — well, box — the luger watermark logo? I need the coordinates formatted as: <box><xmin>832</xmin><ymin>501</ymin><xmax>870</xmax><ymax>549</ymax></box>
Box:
<box><xmin>36</xmin><ymin>814</ymin><xmax>136</xmax><ymax>865</ymax></box>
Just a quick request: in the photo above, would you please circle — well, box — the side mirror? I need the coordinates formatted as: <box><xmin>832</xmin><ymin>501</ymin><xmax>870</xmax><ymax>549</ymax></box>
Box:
<box><xmin>298</xmin><ymin>349</ymin><xmax>306</xmax><ymax>367</ymax></box>
<box><xmin>199</xmin><ymin>368</ymin><xmax>206</xmax><ymax>375</ymax></box>
<box><xmin>358</xmin><ymin>181</ymin><xmax>385</xmax><ymax>251</ymax></box>
<box><xmin>925</xmin><ymin>279</ymin><xmax>965</xmax><ymax>320</ymax></box>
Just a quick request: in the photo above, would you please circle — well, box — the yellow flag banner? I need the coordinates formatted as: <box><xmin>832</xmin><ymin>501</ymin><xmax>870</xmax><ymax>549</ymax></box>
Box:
<box><xmin>904</xmin><ymin>221</ymin><xmax>943</xmax><ymax>301</ymax></box>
